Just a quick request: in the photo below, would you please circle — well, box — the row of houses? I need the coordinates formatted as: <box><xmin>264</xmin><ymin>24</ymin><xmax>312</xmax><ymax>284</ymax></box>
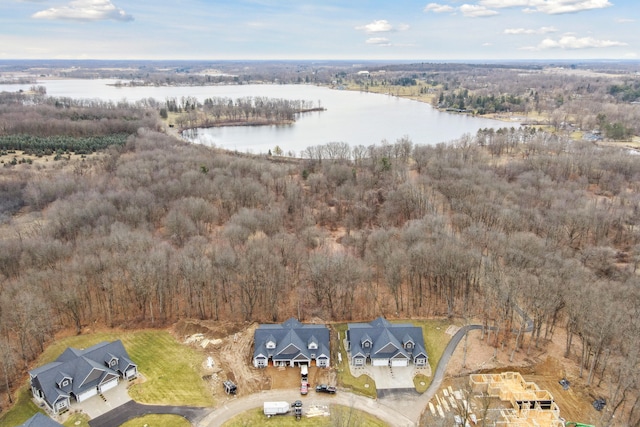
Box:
<box><xmin>25</xmin><ymin>316</ymin><xmax>427</xmax><ymax>423</ymax></box>
<box><xmin>252</xmin><ymin>316</ymin><xmax>428</xmax><ymax>369</ymax></box>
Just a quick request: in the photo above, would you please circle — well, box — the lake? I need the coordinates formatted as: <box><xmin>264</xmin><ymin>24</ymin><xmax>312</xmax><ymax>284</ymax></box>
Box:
<box><xmin>1</xmin><ymin>79</ymin><xmax>508</xmax><ymax>155</ymax></box>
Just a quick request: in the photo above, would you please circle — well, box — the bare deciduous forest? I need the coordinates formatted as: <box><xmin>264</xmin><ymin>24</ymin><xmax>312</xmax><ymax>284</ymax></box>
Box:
<box><xmin>1</xmin><ymin>61</ymin><xmax>640</xmax><ymax>425</ymax></box>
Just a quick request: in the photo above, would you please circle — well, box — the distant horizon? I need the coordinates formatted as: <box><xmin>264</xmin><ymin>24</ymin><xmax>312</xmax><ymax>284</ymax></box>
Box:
<box><xmin>2</xmin><ymin>1</ymin><xmax>637</xmax><ymax>62</ymax></box>
<box><xmin>1</xmin><ymin>58</ymin><xmax>639</xmax><ymax>65</ymax></box>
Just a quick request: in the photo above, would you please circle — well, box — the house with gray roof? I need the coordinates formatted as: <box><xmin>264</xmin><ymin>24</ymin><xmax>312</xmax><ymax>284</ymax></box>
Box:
<box><xmin>17</xmin><ymin>413</ymin><xmax>63</xmax><ymax>427</ymax></box>
<box><xmin>253</xmin><ymin>318</ymin><xmax>330</xmax><ymax>368</ymax></box>
<box><xmin>346</xmin><ymin>317</ymin><xmax>428</xmax><ymax>367</ymax></box>
<box><xmin>29</xmin><ymin>340</ymin><xmax>137</xmax><ymax>414</ymax></box>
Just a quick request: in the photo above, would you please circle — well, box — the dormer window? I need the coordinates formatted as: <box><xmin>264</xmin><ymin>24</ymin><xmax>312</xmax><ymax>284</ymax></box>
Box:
<box><xmin>62</xmin><ymin>379</ymin><xmax>70</xmax><ymax>387</ymax></box>
<box><xmin>266</xmin><ymin>340</ymin><xmax>276</xmax><ymax>349</ymax></box>
<box><xmin>361</xmin><ymin>333</ymin><xmax>372</xmax><ymax>349</ymax></box>
<box><xmin>308</xmin><ymin>336</ymin><xmax>318</xmax><ymax>350</ymax></box>
<box><xmin>405</xmin><ymin>342</ymin><xmax>413</xmax><ymax>349</ymax></box>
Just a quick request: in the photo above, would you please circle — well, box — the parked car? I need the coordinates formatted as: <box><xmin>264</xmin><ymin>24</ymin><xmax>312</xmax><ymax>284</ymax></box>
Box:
<box><xmin>223</xmin><ymin>380</ymin><xmax>237</xmax><ymax>395</ymax></box>
<box><xmin>291</xmin><ymin>400</ymin><xmax>303</xmax><ymax>408</ymax></box>
<box><xmin>300</xmin><ymin>381</ymin><xmax>308</xmax><ymax>395</ymax></box>
<box><xmin>315</xmin><ymin>384</ymin><xmax>336</xmax><ymax>394</ymax></box>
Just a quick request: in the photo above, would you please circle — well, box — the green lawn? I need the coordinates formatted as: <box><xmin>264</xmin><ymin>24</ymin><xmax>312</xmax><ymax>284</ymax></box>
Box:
<box><xmin>222</xmin><ymin>406</ymin><xmax>388</xmax><ymax>427</ymax></box>
<box><xmin>120</xmin><ymin>414</ymin><xmax>191</xmax><ymax>427</ymax></box>
<box><xmin>333</xmin><ymin>324</ymin><xmax>377</xmax><ymax>399</ymax></box>
<box><xmin>408</xmin><ymin>318</ymin><xmax>453</xmax><ymax>377</ymax></box>
<box><xmin>0</xmin><ymin>386</ymin><xmax>42</xmax><ymax>427</ymax></box>
<box><xmin>0</xmin><ymin>330</ymin><xmax>213</xmax><ymax>426</ymax></box>
<box><xmin>63</xmin><ymin>412</ymin><xmax>90</xmax><ymax>427</ymax></box>
<box><xmin>36</xmin><ymin>330</ymin><xmax>213</xmax><ymax>406</ymax></box>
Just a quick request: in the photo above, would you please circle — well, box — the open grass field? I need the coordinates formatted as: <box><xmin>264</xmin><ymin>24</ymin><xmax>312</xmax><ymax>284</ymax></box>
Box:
<box><xmin>0</xmin><ymin>329</ymin><xmax>213</xmax><ymax>426</ymax></box>
<box><xmin>222</xmin><ymin>406</ymin><xmax>389</xmax><ymax>427</ymax></box>
<box><xmin>120</xmin><ymin>414</ymin><xmax>191</xmax><ymax>427</ymax></box>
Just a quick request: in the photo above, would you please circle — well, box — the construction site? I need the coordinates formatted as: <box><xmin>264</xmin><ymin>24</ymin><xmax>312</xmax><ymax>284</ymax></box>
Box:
<box><xmin>469</xmin><ymin>372</ymin><xmax>564</xmax><ymax>427</ymax></box>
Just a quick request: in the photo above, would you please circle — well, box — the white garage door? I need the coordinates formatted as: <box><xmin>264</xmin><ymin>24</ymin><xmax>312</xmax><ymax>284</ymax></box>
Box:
<box><xmin>372</xmin><ymin>358</ymin><xmax>389</xmax><ymax>367</ymax></box>
<box><xmin>99</xmin><ymin>378</ymin><xmax>119</xmax><ymax>393</ymax></box>
<box><xmin>76</xmin><ymin>387</ymin><xmax>98</xmax><ymax>402</ymax></box>
<box><xmin>391</xmin><ymin>359</ymin><xmax>408</xmax><ymax>367</ymax></box>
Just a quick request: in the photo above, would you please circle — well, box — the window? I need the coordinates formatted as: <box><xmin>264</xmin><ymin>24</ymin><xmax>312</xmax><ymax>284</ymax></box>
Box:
<box><xmin>62</xmin><ymin>379</ymin><xmax>69</xmax><ymax>387</ymax></box>
<box><xmin>266</xmin><ymin>341</ymin><xmax>276</xmax><ymax>349</ymax></box>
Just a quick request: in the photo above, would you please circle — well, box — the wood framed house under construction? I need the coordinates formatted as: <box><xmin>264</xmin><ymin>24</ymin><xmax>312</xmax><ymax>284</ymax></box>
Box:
<box><xmin>469</xmin><ymin>372</ymin><xmax>564</xmax><ymax>427</ymax></box>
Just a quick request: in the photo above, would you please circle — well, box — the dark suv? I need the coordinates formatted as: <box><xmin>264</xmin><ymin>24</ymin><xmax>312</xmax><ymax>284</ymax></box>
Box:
<box><xmin>315</xmin><ymin>384</ymin><xmax>336</xmax><ymax>394</ymax></box>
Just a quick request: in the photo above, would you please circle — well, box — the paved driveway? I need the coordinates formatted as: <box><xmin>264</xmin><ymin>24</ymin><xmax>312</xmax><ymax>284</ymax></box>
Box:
<box><xmin>70</xmin><ymin>379</ymin><xmax>132</xmax><ymax>419</ymax></box>
<box><xmin>348</xmin><ymin>364</ymin><xmax>431</xmax><ymax>391</ymax></box>
<box><xmin>89</xmin><ymin>401</ymin><xmax>209</xmax><ymax>427</ymax></box>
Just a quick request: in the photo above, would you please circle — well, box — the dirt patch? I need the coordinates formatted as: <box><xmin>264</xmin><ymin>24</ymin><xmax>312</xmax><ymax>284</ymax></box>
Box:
<box><xmin>173</xmin><ymin>320</ymin><xmax>270</xmax><ymax>400</ymax></box>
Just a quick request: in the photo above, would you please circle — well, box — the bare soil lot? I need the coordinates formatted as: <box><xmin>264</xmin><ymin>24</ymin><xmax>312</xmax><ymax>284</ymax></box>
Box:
<box><xmin>173</xmin><ymin>320</ymin><xmax>336</xmax><ymax>403</ymax></box>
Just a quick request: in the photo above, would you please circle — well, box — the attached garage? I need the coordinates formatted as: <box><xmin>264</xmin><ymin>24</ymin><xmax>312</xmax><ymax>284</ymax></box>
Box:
<box><xmin>391</xmin><ymin>358</ymin><xmax>408</xmax><ymax>367</ymax></box>
<box><xmin>125</xmin><ymin>366</ymin><xmax>138</xmax><ymax>379</ymax></box>
<box><xmin>372</xmin><ymin>358</ymin><xmax>389</xmax><ymax>367</ymax></box>
<box><xmin>75</xmin><ymin>386</ymin><xmax>98</xmax><ymax>403</ymax></box>
<box><xmin>99</xmin><ymin>377</ymin><xmax>119</xmax><ymax>393</ymax></box>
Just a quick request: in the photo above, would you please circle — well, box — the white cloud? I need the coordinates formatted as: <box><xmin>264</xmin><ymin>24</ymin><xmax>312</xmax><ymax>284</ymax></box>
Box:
<box><xmin>424</xmin><ymin>2</ymin><xmax>498</xmax><ymax>17</ymax></box>
<box><xmin>616</xmin><ymin>18</ymin><xmax>635</xmax><ymax>23</ymax></box>
<box><xmin>424</xmin><ymin>3</ymin><xmax>456</xmax><ymax>13</ymax></box>
<box><xmin>526</xmin><ymin>35</ymin><xmax>627</xmax><ymax>50</ymax></box>
<box><xmin>356</xmin><ymin>20</ymin><xmax>393</xmax><ymax>33</ymax></box>
<box><xmin>460</xmin><ymin>4</ymin><xmax>499</xmax><ymax>17</ymax></box>
<box><xmin>504</xmin><ymin>26</ymin><xmax>558</xmax><ymax>34</ymax></box>
<box><xmin>32</xmin><ymin>0</ymin><xmax>134</xmax><ymax>22</ymax></box>
<box><xmin>479</xmin><ymin>0</ymin><xmax>613</xmax><ymax>15</ymax></box>
<box><xmin>366</xmin><ymin>37</ymin><xmax>391</xmax><ymax>46</ymax></box>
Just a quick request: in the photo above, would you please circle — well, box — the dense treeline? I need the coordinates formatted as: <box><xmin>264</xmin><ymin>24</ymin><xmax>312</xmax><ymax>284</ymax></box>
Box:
<box><xmin>165</xmin><ymin>96</ymin><xmax>321</xmax><ymax>129</ymax></box>
<box><xmin>0</xmin><ymin>93</ymin><xmax>161</xmax><ymax>138</ymax></box>
<box><xmin>0</xmin><ymin>134</ymin><xmax>129</xmax><ymax>156</ymax></box>
<box><xmin>1</xmin><ymin>125</ymin><xmax>639</xmax><ymax>424</ymax></box>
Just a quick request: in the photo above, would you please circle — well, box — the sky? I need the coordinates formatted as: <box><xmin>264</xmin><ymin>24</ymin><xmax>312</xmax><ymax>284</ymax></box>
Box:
<box><xmin>1</xmin><ymin>0</ymin><xmax>638</xmax><ymax>61</ymax></box>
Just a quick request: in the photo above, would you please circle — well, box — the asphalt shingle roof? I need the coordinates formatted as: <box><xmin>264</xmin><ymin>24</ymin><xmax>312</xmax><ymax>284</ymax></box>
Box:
<box><xmin>17</xmin><ymin>412</ymin><xmax>63</xmax><ymax>427</ymax></box>
<box><xmin>347</xmin><ymin>317</ymin><xmax>428</xmax><ymax>364</ymax></box>
<box><xmin>29</xmin><ymin>340</ymin><xmax>136</xmax><ymax>410</ymax></box>
<box><xmin>253</xmin><ymin>318</ymin><xmax>330</xmax><ymax>364</ymax></box>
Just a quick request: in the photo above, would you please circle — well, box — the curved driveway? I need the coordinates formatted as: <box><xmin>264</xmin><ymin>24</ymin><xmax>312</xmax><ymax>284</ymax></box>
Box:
<box><xmin>89</xmin><ymin>400</ymin><xmax>208</xmax><ymax>427</ymax></box>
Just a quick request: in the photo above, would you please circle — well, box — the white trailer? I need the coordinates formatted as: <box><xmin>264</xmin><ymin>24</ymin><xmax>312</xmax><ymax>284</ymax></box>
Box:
<box><xmin>263</xmin><ymin>401</ymin><xmax>290</xmax><ymax>417</ymax></box>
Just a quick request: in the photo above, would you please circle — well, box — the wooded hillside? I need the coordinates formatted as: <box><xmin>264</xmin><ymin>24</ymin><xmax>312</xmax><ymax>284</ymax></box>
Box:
<box><xmin>0</xmin><ymin>77</ymin><xmax>639</xmax><ymax>425</ymax></box>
